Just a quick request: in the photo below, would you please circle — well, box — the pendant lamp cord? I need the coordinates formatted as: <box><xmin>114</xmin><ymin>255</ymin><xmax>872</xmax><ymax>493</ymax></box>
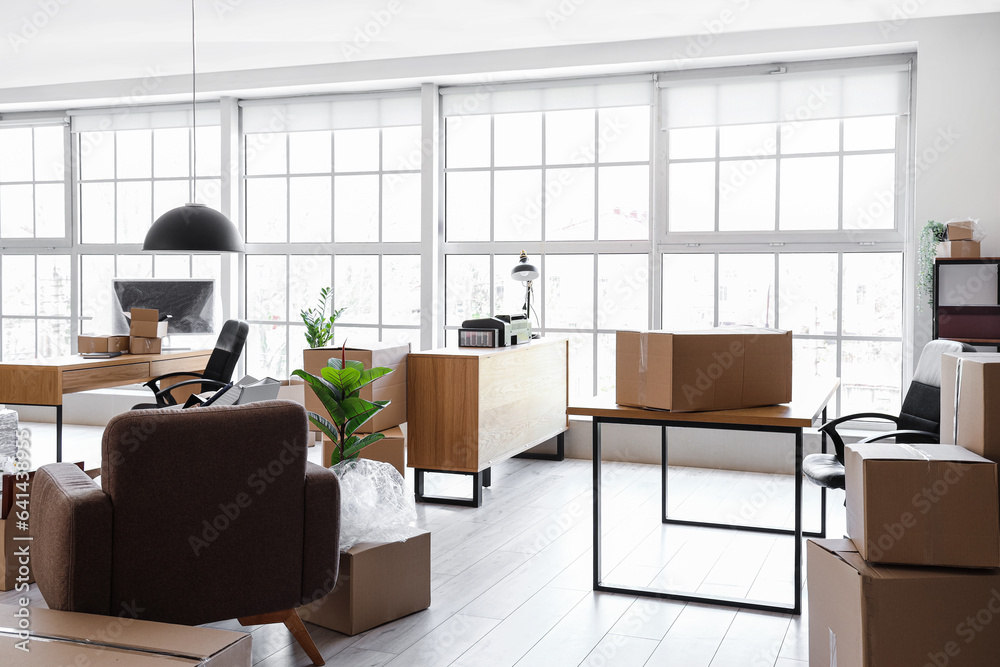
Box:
<box><xmin>189</xmin><ymin>0</ymin><xmax>197</xmax><ymax>203</ymax></box>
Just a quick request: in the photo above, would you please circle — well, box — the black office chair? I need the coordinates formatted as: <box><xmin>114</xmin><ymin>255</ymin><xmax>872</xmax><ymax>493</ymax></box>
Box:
<box><xmin>132</xmin><ymin>319</ymin><xmax>249</xmax><ymax>409</ymax></box>
<box><xmin>803</xmin><ymin>339</ymin><xmax>976</xmax><ymax>490</ymax></box>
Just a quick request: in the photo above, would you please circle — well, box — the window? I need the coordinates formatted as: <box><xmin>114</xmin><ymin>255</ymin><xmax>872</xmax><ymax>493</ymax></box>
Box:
<box><xmin>0</xmin><ymin>124</ymin><xmax>67</xmax><ymax>242</ymax></box>
<box><xmin>660</xmin><ymin>58</ymin><xmax>911</xmax><ymax>415</ymax></box>
<box><xmin>441</xmin><ymin>78</ymin><xmax>653</xmax><ymax>400</ymax></box>
<box><xmin>240</xmin><ymin>94</ymin><xmax>422</xmax><ymax>379</ymax></box>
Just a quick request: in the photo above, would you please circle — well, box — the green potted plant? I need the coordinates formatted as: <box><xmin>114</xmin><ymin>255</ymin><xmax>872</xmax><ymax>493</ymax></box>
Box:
<box><xmin>292</xmin><ymin>346</ymin><xmax>393</xmax><ymax>466</ymax></box>
<box><xmin>918</xmin><ymin>220</ymin><xmax>947</xmax><ymax>308</ymax></box>
<box><xmin>300</xmin><ymin>287</ymin><xmax>345</xmax><ymax>349</ymax></box>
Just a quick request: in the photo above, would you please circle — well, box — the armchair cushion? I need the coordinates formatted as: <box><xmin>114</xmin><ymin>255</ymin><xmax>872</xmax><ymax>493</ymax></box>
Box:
<box><xmin>31</xmin><ymin>463</ymin><xmax>112</xmax><ymax>616</ymax></box>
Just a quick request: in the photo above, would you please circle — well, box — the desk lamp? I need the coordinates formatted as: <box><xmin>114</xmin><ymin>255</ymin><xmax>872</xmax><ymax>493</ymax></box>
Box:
<box><xmin>511</xmin><ymin>251</ymin><xmax>540</xmax><ymax>334</ymax></box>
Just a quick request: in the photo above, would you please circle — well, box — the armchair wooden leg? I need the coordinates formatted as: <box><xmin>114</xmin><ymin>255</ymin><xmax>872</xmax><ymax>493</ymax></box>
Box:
<box><xmin>239</xmin><ymin>608</ymin><xmax>324</xmax><ymax>666</ymax></box>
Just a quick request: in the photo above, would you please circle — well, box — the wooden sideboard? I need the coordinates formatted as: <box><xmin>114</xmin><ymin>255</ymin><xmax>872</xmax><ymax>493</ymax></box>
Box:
<box><xmin>406</xmin><ymin>336</ymin><xmax>568</xmax><ymax>506</ymax></box>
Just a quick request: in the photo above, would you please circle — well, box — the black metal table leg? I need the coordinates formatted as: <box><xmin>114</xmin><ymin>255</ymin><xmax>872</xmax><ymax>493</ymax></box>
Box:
<box><xmin>56</xmin><ymin>404</ymin><xmax>63</xmax><ymax>463</ymax></box>
<box><xmin>414</xmin><ymin>468</ymin><xmax>487</xmax><ymax>508</ymax></box>
<box><xmin>592</xmin><ymin>418</ymin><xmax>601</xmax><ymax>591</ymax></box>
<box><xmin>514</xmin><ymin>431</ymin><xmax>566</xmax><ymax>461</ymax></box>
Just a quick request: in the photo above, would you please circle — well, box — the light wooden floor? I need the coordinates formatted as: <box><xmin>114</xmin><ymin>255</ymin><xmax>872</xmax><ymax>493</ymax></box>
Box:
<box><xmin>7</xmin><ymin>422</ymin><xmax>846</xmax><ymax>667</ymax></box>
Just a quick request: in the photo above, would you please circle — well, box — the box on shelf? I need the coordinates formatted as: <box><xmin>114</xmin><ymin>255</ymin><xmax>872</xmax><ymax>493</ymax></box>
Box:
<box><xmin>298</xmin><ymin>529</ymin><xmax>430</xmax><ymax>636</ymax></box>
<box><xmin>946</xmin><ymin>219</ymin><xmax>978</xmax><ymax>241</ymax></box>
<box><xmin>303</xmin><ymin>342</ymin><xmax>409</xmax><ymax>434</ymax></box>
<box><xmin>937</xmin><ymin>240</ymin><xmax>981</xmax><ymax>258</ymax></box>
<box><xmin>845</xmin><ymin>443</ymin><xmax>1000</xmax><ymax>568</ymax></box>
<box><xmin>323</xmin><ymin>424</ymin><xmax>406</xmax><ymax>475</ymax></box>
<box><xmin>130</xmin><ymin>336</ymin><xmax>162</xmax><ymax>355</ymax></box>
<box><xmin>616</xmin><ymin>328</ymin><xmax>792</xmax><ymax>412</ymax></box>
<box><xmin>0</xmin><ymin>605</ymin><xmax>251</xmax><ymax>666</ymax></box>
<box><xmin>940</xmin><ymin>352</ymin><xmax>1000</xmax><ymax>463</ymax></box>
<box><xmin>78</xmin><ymin>335</ymin><xmax>130</xmax><ymax>354</ymax></box>
<box><xmin>808</xmin><ymin>539</ymin><xmax>1000</xmax><ymax>667</ymax></box>
<box><xmin>129</xmin><ymin>308</ymin><xmax>168</xmax><ymax>339</ymax></box>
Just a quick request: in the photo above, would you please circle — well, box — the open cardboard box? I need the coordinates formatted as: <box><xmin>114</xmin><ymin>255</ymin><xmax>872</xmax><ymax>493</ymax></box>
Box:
<box><xmin>298</xmin><ymin>528</ymin><xmax>430</xmax><ymax>636</ymax></box>
<box><xmin>0</xmin><ymin>605</ymin><xmax>251</xmax><ymax>666</ymax></box>
<box><xmin>808</xmin><ymin>539</ymin><xmax>1000</xmax><ymax>667</ymax></box>
<box><xmin>129</xmin><ymin>308</ymin><xmax>168</xmax><ymax>339</ymax></box>
<box><xmin>846</xmin><ymin>443</ymin><xmax>1000</xmax><ymax>568</ymax></box>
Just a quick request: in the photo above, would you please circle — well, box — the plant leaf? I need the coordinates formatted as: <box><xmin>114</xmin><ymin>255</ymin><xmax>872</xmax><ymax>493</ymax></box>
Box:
<box><xmin>320</xmin><ymin>365</ymin><xmax>361</xmax><ymax>394</ymax></box>
<box><xmin>343</xmin><ymin>398</ymin><xmax>389</xmax><ymax>437</ymax></box>
<box><xmin>292</xmin><ymin>369</ymin><xmax>346</xmax><ymax>423</ymax></box>
<box><xmin>307</xmin><ymin>412</ymin><xmax>340</xmax><ymax>445</ymax></box>
<box><xmin>342</xmin><ymin>432</ymin><xmax>385</xmax><ymax>460</ymax></box>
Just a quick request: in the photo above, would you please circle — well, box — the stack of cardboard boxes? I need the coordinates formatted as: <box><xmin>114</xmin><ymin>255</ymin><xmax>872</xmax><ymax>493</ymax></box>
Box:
<box><xmin>937</xmin><ymin>219</ymin><xmax>982</xmax><ymax>258</ymax></box>
<box><xmin>808</xmin><ymin>351</ymin><xmax>1000</xmax><ymax>666</ymax></box>
<box><xmin>299</xmin><ymin>341</ymin><xmax>430</xmax><ymax>636</ymax></box>
<box><xmin>77</xmin><ymin>308</ymin><xmax>168</xmax><ymax>355</ymax></box>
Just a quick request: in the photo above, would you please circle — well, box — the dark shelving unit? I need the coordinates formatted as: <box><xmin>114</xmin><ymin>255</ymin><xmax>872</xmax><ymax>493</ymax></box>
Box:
<box><xmin>933</xmin><ymin>257</ymin><xmax>1000</xmax><ymax>347</ymax></box>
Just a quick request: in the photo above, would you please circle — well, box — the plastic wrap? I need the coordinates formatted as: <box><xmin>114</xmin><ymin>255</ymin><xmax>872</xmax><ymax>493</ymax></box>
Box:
<box><xmin>0</xmin><ymin>409</ymin><xmax>18</xmax><ymax>474</ymax></box>
<box><xmin>331</xmin><ymin>458</ymin><xmax>416</xmax><ymax>551</ymax></box>
<box><xmin>946</xmin><ymin>218</ymin><xmax>985</xmax><ymax>242</ymax></box>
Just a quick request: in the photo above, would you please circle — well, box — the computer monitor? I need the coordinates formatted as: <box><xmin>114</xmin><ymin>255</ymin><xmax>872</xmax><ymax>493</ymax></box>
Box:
<box><xmin>111</xmin><ymin>279</ymin><xmax>215</xmax><ymax>336</ymax></box>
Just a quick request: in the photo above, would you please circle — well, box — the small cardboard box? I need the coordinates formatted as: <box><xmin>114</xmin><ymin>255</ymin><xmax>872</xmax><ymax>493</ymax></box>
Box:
<box><xmin>130</xmin><ymin>336</ymin><xmax>162</xmax><ymax>355</ymax></box>
<box><xmin>616</xmin><ymin>328</ymin><xmax>792</xmax><ymax>412</ymax></box>
<box><xmin>937</xmin><ymin>240</ymin><xmax>981</xmax><ymax>258</ymax></box>
<box><xmin>846</xmin><ymin>443</ymin><xmax>1000</xmax><ymax>568</ymax></box>
<box><xmin>303</xmin><ymin>342</ymin><xmax>410</xmax><ymax>433</ymax></box>
<box><xmin>129</xmin><ymin>308</ymin><xmax>168</xmax><ymax>339</ymax></box>
<box><xmin>323</xmin><ymin>424</ymin><xmax>406</xmax><ymax>475</ymax></box>
<box><xmin>0</xmin><ymin>605</ymin><xmax>251</xmax><ymax>665</ymax></box>
<box><xmin>298</xmin><ymin>529</ymin><xmax>430</xmax><ymax>636</ymax></box>
<box><xmin>807</xmin><ymin>539</ymin><xmax>1000</xmax><ymax>667</ymax></box>
<box><xmin>78</xmin><ymin>335</ymin><xmax>130</xmax><ymax>354</ymax></box>
<box><xmin>946</xmin><ymin>219</ymin><xmax>977</xmax><ymax>241</ymax></box>
<box><xmin>941</xmin><ymin>352</ymin><xmax>1000</xmax><ymax>463</ymax></box>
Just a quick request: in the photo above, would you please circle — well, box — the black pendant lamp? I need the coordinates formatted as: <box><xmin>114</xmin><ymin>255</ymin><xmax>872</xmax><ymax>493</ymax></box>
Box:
<box><xmin>143</xmin><ymin>0</ymin><xmax>244</xmax><ymax>253</ymax></box>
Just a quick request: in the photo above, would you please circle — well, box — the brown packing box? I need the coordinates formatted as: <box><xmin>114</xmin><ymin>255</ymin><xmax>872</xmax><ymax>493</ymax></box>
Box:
<box><xmin>0</xmin><ymin>605</ymin><xmax>251</xmax><ymax>666</ymax></box>
<box><xmin>616</xmin><ymin>328</ymin><xmax>792</xmax><ymax>412</ymax></box>
<box><xmin>130</xmin><ymin>336</ymin><xmax>162</xmax><ymax>355</ymax></box>
<box><xmin>807</xmin><ymin>539</ymin><xmax>1000</xmax><ymax>667</ymax></box>
<box><xmin>946</xmin><ymin>219</ymin><xmax>977</xmax><ymax>241</ymax></box>
<box><xmin>129</xmin><ymin>307</ymin><xmax>169</xmax><ymax>338</ymax></box>
<box><xmin>845</xmin><ymin>443</ymin><xmax>1000</xmax><ymax>568</ymax></box>
<box><xmin>78</xmin><ymin>334</ymin><xmax>130</xmax><ymax>354</ymax></box>
<box><xmin>323</xmin><ymin>424</ymin><xmax>406</xmax><ymax>475</ymax></box>
<box><xmin>303</xmin><ymin>342</ymin><xmax>410</xmax><ymax>433</ymax></box>
<box><xmin>298</xmin><ymin>529</ymin><xmax>430</xmax><ymax>636</ymax></box>
<box><xmin>940</xmin><ymin>352</ymin><xmax>1000</xmax><ymax>463</ymax></box>
<box><xmin>937</xmin><ymin>240</ymin><xmax>981</xmax><ymax>258</ymax></box>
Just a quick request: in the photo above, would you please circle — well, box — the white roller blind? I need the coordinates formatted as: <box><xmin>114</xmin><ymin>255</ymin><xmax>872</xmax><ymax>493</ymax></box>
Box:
<box><xmin>241</xmin><ymin>93</ymin><xmax>421</xmax><ymax>133</ymax></box>
<box><xmin>69</xmin><ymin>104</ymin><xmax>219</xmax><ymax>132</ymax></box>
<box><xmin>659</xmin><ymin>66</ymin><xmax>909</xmax><ymax>129</ymax></box>
<box><xmin>441</xmin><ymin>76</ymin><xmax>653</xmax><ymax>116</ymax></box>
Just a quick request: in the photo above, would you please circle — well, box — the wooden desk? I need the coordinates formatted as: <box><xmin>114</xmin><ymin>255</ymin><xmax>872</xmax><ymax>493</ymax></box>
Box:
<box><xmin>0</xmin><ymin>349</ymin><xmax>212</xmax><ymax>461</ymax></box>
<box><xmin>407</xmin><ymin>336</ymin><xmax>568</xmax><ymax>507</ymax></box>
<box><xmin>570</xmin><ymin>379</ymin><xmax>839</xmax><ymax>615</ymax></box>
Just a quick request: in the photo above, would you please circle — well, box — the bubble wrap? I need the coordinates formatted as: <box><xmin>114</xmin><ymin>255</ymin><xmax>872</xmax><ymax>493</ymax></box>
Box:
<box><xmin>0</xmin><ymin>409</ymin><xmax>18</xmax><ymax>474</ymax></box>
<box><xmin>331</xmin><ymin>458</ymin><xmax>417</xmax><ymax>551</ymax></box>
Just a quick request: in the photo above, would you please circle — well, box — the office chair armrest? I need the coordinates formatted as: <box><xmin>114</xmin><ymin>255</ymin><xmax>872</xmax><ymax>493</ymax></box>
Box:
<box><xmin>143</xmin><ymin>370</ymin><xmax>207</xmax><ymax>391</ymax></box>
<box><xmin>30</xmin><ymin>464</ymin><xmax>113</xmax><ymax>616</ymax></box>
<box><xmin>152</xmin><ymin>378</ymin><xmax>228</xmax><ymax>405</ymax></box>
<box><xmin>857</xmin><ymin>430</ymin><xmax>940</xmax><ymax>445</ymax></box>
<box><xmin>819</xmin><ymin>412</ymin><xmax>902</xmax><ymax>464</ymax></box>
<box><xmin>301</xmin><ymin>463</ymin><xmax>342</xmax><ymax>605</ymax></box>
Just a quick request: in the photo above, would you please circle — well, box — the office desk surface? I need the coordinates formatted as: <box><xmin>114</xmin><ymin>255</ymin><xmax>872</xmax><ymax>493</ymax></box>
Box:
<box><xmin>568</xmin><ymin>379</ymin><xmax>839</xmax><ymax>428</ymax></box>
<box><xmin>0</xmin><ymin>349</ymin><xmax>213</xmax><ymax>406</ymax></box>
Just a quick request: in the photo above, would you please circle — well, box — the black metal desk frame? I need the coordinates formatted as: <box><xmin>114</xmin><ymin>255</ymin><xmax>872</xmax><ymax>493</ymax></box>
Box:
<box><xmin>592</xmin><ymin>408</ymin><xmax>827</xmax><ymax>616</ymax></box>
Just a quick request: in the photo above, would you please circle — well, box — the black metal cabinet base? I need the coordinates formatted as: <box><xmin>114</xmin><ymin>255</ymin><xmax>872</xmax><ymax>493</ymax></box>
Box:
<box><xmin>513</xmin><ymin>432</ymin><xmax>565</xmax><ymax>461</ymax></box>
<box><xmin>415</xmin><ymin>467</ymin><xmax>492</xmax><ymax>508</ymax></box>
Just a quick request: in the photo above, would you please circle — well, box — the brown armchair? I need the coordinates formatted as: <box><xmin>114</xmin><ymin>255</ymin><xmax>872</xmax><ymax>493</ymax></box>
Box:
<box><xmin>30</xmin><ymin>400</ymin><xmax>340</xmax><ymax>666</ymax></box>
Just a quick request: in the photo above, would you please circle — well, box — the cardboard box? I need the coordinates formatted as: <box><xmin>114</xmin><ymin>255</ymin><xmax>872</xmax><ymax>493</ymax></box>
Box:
<box><xmin>323</xmin><ymin>424</ymin><xmax>406</xmax><ymax>475</ymax></box>
<box><xmin>0</xmin><ymin>605</ymin><xmax>251</xmax><ymax>666</ymax></box>
<box><xmin>303</xmin><ymin>342</ymin><xmax>409</xmax><ymax>433</ymax></box>
<box><xmin>938</xmin><ymin>240</ymin><xmax>981</xmax><ymax>258</ymax></box>
<box><xmin>129</xmin><ymin>308</ymin><xmax>168</xmax><ymax>338</ymax></box>
<box><xmin>298</xmin><ymin>529</ymin><xmax>430</xmax><ymax>636</ymax></box>
<box><xmin>846</xmin><ymin>443</ymin><xmax>1000</xmax><ymax>568</ymax></box>
<box><xmin>808</xmin><ymin>539</ymin><xmax>1000</xmax><ymax>667</ymax></box>
<box><xmin>947</xmin><ymin>219</ymin><xmax>977</xmax><ymax>241</ymax></box>
<box><xmin>130</xmin><ymin>336</ymin><xmax>162</xmax><ymax>355</ymax></box>
<box><xmin>941</xmin><ymin>352</ymin><xmax>1000</xmax><ymax>463</ymax></box>
<box><xmin>78</xmin><ymin>335</ymin><xmax>130</xmax><ymax>354</ymax></box>
<box><xmin>615</xmin><ymin>328</ymin><xmax>792</xmax><ymax>412</ymax></box>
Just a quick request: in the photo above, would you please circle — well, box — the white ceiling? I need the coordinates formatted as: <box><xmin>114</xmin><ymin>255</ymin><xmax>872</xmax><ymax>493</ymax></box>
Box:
<box><xmin>1</xmin><ymin>0</ymin><xmax>998</xmax><ymax>94</ymax></box>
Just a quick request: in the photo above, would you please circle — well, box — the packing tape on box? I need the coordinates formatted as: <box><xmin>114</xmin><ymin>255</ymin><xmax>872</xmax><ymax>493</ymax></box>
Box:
<box><xmin>953</xmin><ymin>358</ymin><xmax>964</xmax><ymax>445</ymax></box>
<box><xmin>638</xmin><ymin>331</ymin><xmax>649</xmax><ymax>405</ymax></box>
<box><xmin>897</xmin><ymin>443</ymin><xmax>932</xmax><ymax>461</ymax></box>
